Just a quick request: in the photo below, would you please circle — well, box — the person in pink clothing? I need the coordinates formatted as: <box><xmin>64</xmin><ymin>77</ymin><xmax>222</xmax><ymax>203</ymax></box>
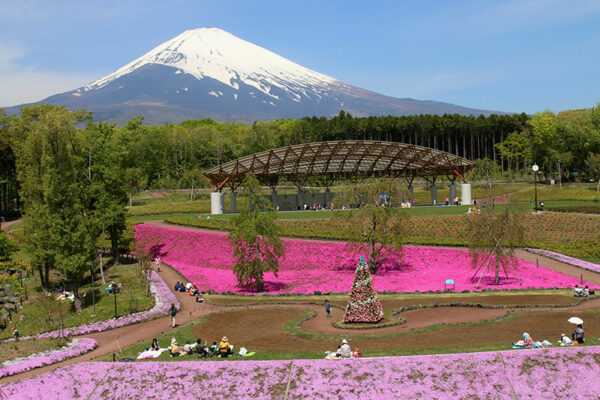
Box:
<box><xmin>523</xmin><ymin>332</ymin><xmax>534</xmax><ymax>348</ymax></box>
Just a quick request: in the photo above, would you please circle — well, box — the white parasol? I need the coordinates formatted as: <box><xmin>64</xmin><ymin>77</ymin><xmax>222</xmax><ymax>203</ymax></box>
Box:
<box><xmin>568</xmin><ymin>317</ymin><xmax>584</xmax><ymax>325</ymax></box>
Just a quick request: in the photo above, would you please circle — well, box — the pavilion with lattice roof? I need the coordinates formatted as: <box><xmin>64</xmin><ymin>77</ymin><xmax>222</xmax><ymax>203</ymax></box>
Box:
<box><xmin>203</xmin><ymin>140</ymin><xmax>475</xmax><ymax>213</ymax></box>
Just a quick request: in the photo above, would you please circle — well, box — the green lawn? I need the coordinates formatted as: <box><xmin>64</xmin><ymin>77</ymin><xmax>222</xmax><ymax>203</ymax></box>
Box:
<box><xmin>0</xmin><ymin>337</ymin><xmax>67</xmax><ymax>362</ymax></box>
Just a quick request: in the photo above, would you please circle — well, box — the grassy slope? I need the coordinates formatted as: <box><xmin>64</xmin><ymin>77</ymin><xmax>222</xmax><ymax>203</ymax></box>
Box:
<box><xmin>1</xmin><ymin>263</ymin><xmax>155</xmax><ymax>340</ymax></box>
<box><xmin>0</xmin><ymin>337</ymin><xmax>68</xmax><ymax>363</ymax></box>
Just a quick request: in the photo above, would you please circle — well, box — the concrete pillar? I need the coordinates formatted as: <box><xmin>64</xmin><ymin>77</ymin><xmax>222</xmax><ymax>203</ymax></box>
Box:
<box><xmin>449</xmin><ymin>183</ymin><xmax>457</xmax><ymax>205</ymax></box>
<box><xmin>431</xmin><ymin>184</ymin><xmax>437</xmax><ymax>205</ymax></box>
<box><xmin>210</xmin><ymin>192</ymin><xmax>225</xmax><ymax>214</ymax></box>
<box><xmin>407</xmin><ymin>185</ymin><xmax>414</xmax><ymax>200</ymax></box>
<box><xmin>461</xmin><ymin>183</ymin><xmax>472</xmax><ymax>206</ymax></box>
<box><xmin>325</xmin><ymin>188</ymin><xmax>333</xmax><ymax>208</ymax></box>
<box><xmin>230</xmin><ymin>192</ymin><xmax>237</xmax><ymax>213</ymax></box>
<box><xmin>271</xmin><ymin>189</ymin><xmax>278</xmax><ymax>209</ymax></box>
<box><xmin>297</xmin><ymin>191</ymin><xmax>304</xmax><ymax>210</ymax></box>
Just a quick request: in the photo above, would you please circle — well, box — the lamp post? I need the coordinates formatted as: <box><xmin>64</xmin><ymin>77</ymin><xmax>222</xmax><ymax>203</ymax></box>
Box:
<box><xmin>114</xmin><ymin>289</ymin><xmax>118</xmax><ymax>319</ymax></box>
<box><xmin>532</xmin><ymin>163</ymin><xmax>539</xmax><ymax>212</ymax></box>
<box><xmin>90</xmin><ymin>264</ymin><xmax>96</xmax><ymax>317</ymax></box>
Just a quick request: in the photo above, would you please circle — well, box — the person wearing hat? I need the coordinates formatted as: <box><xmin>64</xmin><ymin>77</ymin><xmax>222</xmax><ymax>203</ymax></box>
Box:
<box><xmin>218</xmin><ymin>336</ymin><xmax>232</xmax><ymax>357</ymax></box>
<box><xmin>560</xmin><ymin>333</ymin><xmax>573</xmax><ymax>346</ymax></box>
<box><xmin>340</xmin><ymin>339</ymin><xmax>352</xmax><ymax>358</ymax></box>
<box><xmin>169</xmin><ymin>338</ymin><xmax>183</xmax><ymax>357</ymax></box>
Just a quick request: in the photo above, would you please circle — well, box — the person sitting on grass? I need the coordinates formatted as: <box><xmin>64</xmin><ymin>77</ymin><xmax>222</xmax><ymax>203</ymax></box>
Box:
<box><xmin>184</xmin><ymin>341</ymin><xmax>194</xmax><ymax>355</ymax></box>
<box><xmin>523</xmin><ymin>332</ymin><xmax>534</xmax><ymax>348</ymax></box>
<box><xmin>573</xmin><ymin>325</ymin><xmax>585</xmax><ymax>344</ymax></box>
<box><xmin>574</xmin><ymin>285</ymin><xmax>584</xmax><ymax>297</ymax></box>
<box><xmin>195</xmin><ymin>338</ymin><xmax>207</xmax><ymax>356</ymax></box>
<box><xmin>151</xmin><ymin>338</ymin><xmax>160</xmax><ymax>351</ymax></box>
<box><xmin>196</xmin><ymin>292</ymin><xmax>205</xmax><ymax>303</ymax></box>
<box><xmin>513</xmin><ymin>332</ymin><xmax>535</xmax><ymax>349</ymax></box>
<box><xmin>169</xmin><ymin>338</ymin><xmax>183</xmax><ymax>357</ymax></box>
<box><xmin>339</xmin><ymin>339</ymin><xmax>352</xmax><ymax>358</ymax></box>
<box><xmin>560</xmin><ymin>333</ymin><xmax>573</xmax><ymax>346</ymax></box>
<box><xmin>107</xmin><ymin>281</ymin><xmax>119</xmax><ymax>294</ymax></box>
<box><xmin>208</xmin><ymin>341</ymin><xmax>219</xmax><ymax>357</ymax></box>
<box><xmin>218</xmin><ymin>336</ymin><xmax>232</xmax><ymax>357</ymax></box>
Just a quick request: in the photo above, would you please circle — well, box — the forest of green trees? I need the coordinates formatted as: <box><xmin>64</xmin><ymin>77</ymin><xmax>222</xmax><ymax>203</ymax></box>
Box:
<box><xmin>1</xmin><ymin>104</ymin><xmax>599</xmax><ymax>293</ymax></box>
<box><xmin>2</xmin><ymin>104</ymin><xmax>600</xmax><ymax>215</ymax></box>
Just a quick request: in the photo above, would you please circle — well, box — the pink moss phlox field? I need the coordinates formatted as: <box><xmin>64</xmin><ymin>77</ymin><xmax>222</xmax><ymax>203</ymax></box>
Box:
<box><xmin>135</xmin><ymin>224</ymin><xmax>597</xmax><ymax>294</ymax></box>
<box><xmin>527</xmin><ymin>248</ymin><xmax>600</xmax><ymax>274</ymax></box>
<box><xmin>0</xmin><ymin>338</ymin><xmax>97</xmax><ymax>378</ymax></box>
<box><xmin>3</xmin><ymin>347</ymin><xmax>600</xmax><ymax>399</ymax></box>
<box><xmin>0</xmin><ymin>271</ymin><xmax>179</xmax><ymax>343</ymax></box>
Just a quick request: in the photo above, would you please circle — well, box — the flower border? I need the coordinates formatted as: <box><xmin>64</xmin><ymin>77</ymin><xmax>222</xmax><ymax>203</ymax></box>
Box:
<box><xmin>526</xmin><ymin>248</ymin><xmax>600</xmax><ymax>274</ymax></box>
<box><xmin>0</xmin><ymin>338</ymin><xmax>97</xmax><ymax>378</ymax></box>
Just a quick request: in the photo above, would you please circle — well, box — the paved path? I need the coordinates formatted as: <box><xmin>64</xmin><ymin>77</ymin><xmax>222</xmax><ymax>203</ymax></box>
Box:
<box><xmin>0</xmin><ymin>218</ymin><xmax>23</xmax><ymax>233</ymax></box>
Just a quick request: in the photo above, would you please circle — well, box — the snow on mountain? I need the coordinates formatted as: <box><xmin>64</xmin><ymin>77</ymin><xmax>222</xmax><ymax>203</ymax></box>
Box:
<box><xmin>85</xmin><ymin>27</ymin><xmax>337</xmax><ymax>102</ymax></box>
<box><xmin>7</xmin><ymin>28</ymin><xmax>501</xmax><ymax>124</ymax></box>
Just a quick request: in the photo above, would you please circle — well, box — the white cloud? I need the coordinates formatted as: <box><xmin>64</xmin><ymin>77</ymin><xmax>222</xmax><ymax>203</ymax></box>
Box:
<box><xmin>0</xmin><ymin>43</ymin><xmax>98</xmax><ymax>107</ymax></box>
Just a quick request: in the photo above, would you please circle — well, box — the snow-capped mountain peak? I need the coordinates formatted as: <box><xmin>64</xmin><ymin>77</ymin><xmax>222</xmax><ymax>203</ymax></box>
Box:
<box><xmin>86</xmin><ymin>27</ymin><xmax>337</xmax><ymax>101</ymax></box>
<box><xmin>15</xmin><ymin>27</ymin><xmax>499</xmax><ymax>124</ymax></box>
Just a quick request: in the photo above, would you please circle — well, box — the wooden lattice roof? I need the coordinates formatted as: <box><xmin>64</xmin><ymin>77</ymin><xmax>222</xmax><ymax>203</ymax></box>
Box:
<box><xmin>204</xmin><ymin>140</ymin><xmax>476</xmax><ymax>190</ymax></box>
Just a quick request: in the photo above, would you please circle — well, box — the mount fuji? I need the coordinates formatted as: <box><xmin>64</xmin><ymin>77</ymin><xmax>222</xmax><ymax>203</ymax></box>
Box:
<box><xmin>11</xmin><ymin>28</ymin><xmax>500</xmax><ymax>124</ymax></box>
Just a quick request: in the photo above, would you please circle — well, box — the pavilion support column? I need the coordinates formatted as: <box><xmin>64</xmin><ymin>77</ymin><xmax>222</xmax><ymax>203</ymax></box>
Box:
<box><xmin>230</xmin><ymin>192</ymin><xmax>237</xmax><ymax>213</ymax></box>
<box><xmin>431</xmin><ymin>184</ymin><xmax>437</xmax><ymax>206</ymax></box>
<box><xmin>211</xmin><ymin>192</ymin><xmax>225</xmax><ymax>215</ymax></box>
<box><xmin>461</xmin><ymin>183</ymin><xmax>472</xmax><ymax>206</ymax></box>
<box><xmin>297</xmin><ymin>190</ymin><xmax>304</xmax><ymax>211</ymax></box>
<box><xmin>407</xmin><ymin>184</ymin><xmax>414</xmax><ymax>200</ymax></box>
<box><xmin>449</xmin><ymin>183</ymin><xmax>457</xmax><ymax>205</ymax></box>
<box><xmin>271</xmin><ymin>189</ymin><xmax>278</xmax><ymax>210</ymax></box>
<box><xmin>325</xmin><ymin>187</ymin><xmax>334</xmax><ymax>208</ymax></box>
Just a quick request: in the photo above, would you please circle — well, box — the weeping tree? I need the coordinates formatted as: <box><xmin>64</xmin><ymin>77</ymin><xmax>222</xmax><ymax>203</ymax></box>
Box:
<box><xmin>332</xmin><ymin>178</ymin><xmax>409</xmax><ymax>275</ymax></box>
<box><xmin>228</xmin><ymin>174</ymin><xmax>284</xmax><ymax>292</ymax></box>
<box><xmin>467</xmin><ymin>202</ymin><xmax>525</xmax><ymax>287</ymax></box>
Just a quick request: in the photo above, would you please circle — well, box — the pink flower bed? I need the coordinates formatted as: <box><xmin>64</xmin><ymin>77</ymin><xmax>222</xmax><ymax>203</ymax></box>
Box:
<box><xmin>3</xmin><ymin>347</ymin><xmax>600</xmax><ymax>399</ymax></box>
<box><xmin>136</xmin><ymin>225</ymin><xmax>597</xmax><ymax>294</ymax></box>
<box><xmin>0</xmin><ymin>338</ymin><xmax>97</xmax><ymax>378</ymax></box>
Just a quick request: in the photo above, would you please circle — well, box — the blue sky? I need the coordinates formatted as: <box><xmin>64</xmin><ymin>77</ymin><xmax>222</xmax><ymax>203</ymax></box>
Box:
<box><xmin>1</xmin><ymin>0</ymin><xmax>599</xmax><ymax>113</ymax></box>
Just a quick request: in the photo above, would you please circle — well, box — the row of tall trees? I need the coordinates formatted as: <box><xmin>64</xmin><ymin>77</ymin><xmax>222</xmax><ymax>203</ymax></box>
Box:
<box><xmin>2</xmin><ymin>105</ymin><xmax>600</xmax><ymax>219</ymax></box>
<box><xmin>3</xmin><ymin>105</ymin><xmax>128</xmax><ymax>302</ymax></box>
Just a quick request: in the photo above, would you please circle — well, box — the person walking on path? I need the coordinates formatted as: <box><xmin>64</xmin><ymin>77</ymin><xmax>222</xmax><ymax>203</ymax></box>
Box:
<box><xmin>169</xmin><ymin>303</ymin><xmax>178</xmax><ymax>328</ymax></box>
<box><xmin>325</xmin><ymin>300</ymin><xmax>331</xmax><ymax>317</ymax></box>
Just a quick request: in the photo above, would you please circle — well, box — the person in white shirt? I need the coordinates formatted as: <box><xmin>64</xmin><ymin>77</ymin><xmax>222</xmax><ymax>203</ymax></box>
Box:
<box><xmin>339</xmin><ymin>339</ymin><xmax>352</xmax><ymax>358</ymax></box>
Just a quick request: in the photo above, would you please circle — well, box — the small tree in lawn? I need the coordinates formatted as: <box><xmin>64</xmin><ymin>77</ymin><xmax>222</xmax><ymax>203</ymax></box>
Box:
<box><xmin>467</xmin><ymin>202</ymin><xmax>525</xmax><ymax>287</ymax></box>
<box><xmin>228</xmin><ymin>174</ymin><xmax>284</xmax><ymax>292</ymax></box>
<box><xmin>333</xmin><ymin>178</ymin><xmax>409</xmax><ymax>275</ymax></box>
<box><xmin>344</xmin><ymin>256</ymin><xmax>384</xmax><ymax>323</ymax></box>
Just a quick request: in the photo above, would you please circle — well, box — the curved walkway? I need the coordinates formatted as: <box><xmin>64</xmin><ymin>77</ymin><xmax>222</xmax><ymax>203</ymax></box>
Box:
<box><xmin>0</xmin><ymin>218</ymin><xmax>23</xmax><ymax>233</ymax></box>
<box><xmin>2</xmin><ymin>222</ymin><xmax>600</xmax><ymax>384</ymax></box>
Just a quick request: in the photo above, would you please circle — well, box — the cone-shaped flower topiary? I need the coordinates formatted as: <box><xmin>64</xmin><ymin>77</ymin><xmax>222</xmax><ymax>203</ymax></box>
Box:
<box><xmin>343</xmin><ymin>256</ymin><xmax>384</xmax><ymax>323</ymax></box>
